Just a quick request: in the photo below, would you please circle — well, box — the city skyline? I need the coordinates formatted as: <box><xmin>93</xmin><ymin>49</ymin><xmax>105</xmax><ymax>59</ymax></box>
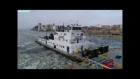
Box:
<box><xmin>18</xmin><ymin>10</ymin><xmax>122</xmax><ymax>29</ymax></box>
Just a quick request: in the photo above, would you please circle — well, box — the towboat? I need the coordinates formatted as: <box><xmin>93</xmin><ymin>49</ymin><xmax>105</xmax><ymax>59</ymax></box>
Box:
<box><xmin>35</xmin><ymin>23</ymin><xmax>114</xmax><ymax>69</ymax></box>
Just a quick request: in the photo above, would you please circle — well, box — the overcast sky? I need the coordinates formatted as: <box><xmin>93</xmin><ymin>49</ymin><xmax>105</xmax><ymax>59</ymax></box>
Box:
<box><xmin>18</xmin><ymin>10</ymin><xmax>122</xmax><ymax>29</ymax></box>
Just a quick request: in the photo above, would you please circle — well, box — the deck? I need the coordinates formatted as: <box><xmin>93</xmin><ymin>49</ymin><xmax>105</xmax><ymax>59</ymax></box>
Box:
<box><xmin>35</xmin><ymin>40</ymin><xmax>82</xmax><ymax>62</ymax></box>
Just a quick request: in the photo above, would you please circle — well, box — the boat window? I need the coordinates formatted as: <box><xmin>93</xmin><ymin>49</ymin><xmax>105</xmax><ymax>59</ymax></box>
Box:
<box><xmin>77</xmin><ymin>34</ymin><xmax>79</xmax><ymax>35</ymax></box>
<box><xmin>72</xmin><ymin>33</ymin><xmax>74</xmax><ymax>34</ymax></box>
<box><xmin>79</xmin><ymin>27</ymin><xmax>81</xmax><ymax>30</ymax></box>
<box><xmin>62</xmin><ymin>30</ymin><xmax>64</xmax><ymax>32</ymax></box>
<box><xmin>73</xmin><ymin>27</ymin><xmax>76</xmax><ymax>30</ymax></box>
<box><xmin>76</xmin><ymin>27</ymin><xmax>78</xmax><ymax>30</ymax></box>
<box><xmin>63</xmin><ymin>46</ymin><xmax>64</xmax><ymax>48</ymax></box>
<box><xmin>64</xmin><ymin>33</ymin><xmax>66</xmax><ymax>35</ymax></box>
<box><xmin>66</xmin><ymin>40</ymin><xmax>67</xmax><ymax>41</ymax></box>
<box><xmin>65</xmin><ymin>27</ymin><xmax>67</xmax><ymax>30</ymax></box>
<box><xmin>53</xmin><ymin>43</ymin><xmax>54</xmax><ymax>44</ymax></box>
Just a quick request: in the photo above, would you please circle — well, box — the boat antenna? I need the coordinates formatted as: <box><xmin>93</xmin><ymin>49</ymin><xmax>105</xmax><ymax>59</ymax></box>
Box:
<box><xmin>46</xmin><ymin>25</ymin><xmax>47</xmax><ymax>36</ymax></box>
<box><xmin>71</xmin><ymin>20</ymin><xmax>73</xmax><ymax>25</ymax></box>
<box><xmin>63</xmin><ymin>22</ymin><xmax>64</xmax><ymax>26</ymax></box>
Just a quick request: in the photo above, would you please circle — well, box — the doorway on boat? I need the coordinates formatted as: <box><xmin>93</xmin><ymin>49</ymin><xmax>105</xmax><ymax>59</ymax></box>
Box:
<box><xmin>81</xmin><ymin>46</ymin><xmax>83</xmax><ymax>51</ymax></box>
<box><xmin>77</xmin><ymin>39</ymin><xmax>79</xmax><ymax>43</ymax></box>
<box><xmin>67</xmin><ymin>46</ymin><xmax>69</xmax><ymax>53</ymax></box>
<box><xmin>46</xmin><ymin>41</ymin><xmax>47</xmax><ymax>44</ymax></box>
<box><xmin>54</xmin><ymin>45</ymin><xmax>56</xmax><ymax>48</ymax></box>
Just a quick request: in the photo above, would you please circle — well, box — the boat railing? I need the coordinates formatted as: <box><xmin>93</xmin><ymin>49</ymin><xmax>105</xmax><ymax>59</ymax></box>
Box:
<box><xmin>70</xmin><ymin>42</ymin><xmax>75</xmax><ymax>44</ymax></box>
<box><xmin>38</xmin><ymin>36</ymin><xmax>42</xmax><ymax>38</ymax></box>
<box><xmin>38</xmin><ymin>36</ymin><xmax>46</xmax><ymax>39</ymax></box>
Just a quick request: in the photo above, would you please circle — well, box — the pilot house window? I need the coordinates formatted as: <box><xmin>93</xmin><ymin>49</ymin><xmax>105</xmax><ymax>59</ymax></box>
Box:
<box><xmin>73</xmin><ymin>27</ymin><xmax>76</xmax><ymax>30</ymax></box>
<box><xmin>78</xmin><ymin>27</ymin><xmax>81</xmax><ymax>30</ymax></box>
<box><xmin>75</xmin><ymin>27</ymin><xmax>79</xmax><ymax>30</ymax></box>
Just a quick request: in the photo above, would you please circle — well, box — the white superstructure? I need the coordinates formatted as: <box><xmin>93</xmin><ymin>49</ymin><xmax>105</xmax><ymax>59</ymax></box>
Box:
<box><xmin>38</xmin><ymin>23</ymin><xmax>92</xmax><ymax>54</ymax></box>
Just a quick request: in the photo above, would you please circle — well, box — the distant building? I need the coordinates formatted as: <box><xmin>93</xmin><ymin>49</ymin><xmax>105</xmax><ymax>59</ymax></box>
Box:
<box><xmin>101</xmin><ymin>25</ymin><xmax>110</xmax><ymax>29</ymax></box>
<box><xmin>95</xmin><ymin>24</ymin><xmax>102</xmax><ymax>28</ymax></box>
<box><xmin>38</xmin><ymin>23</ymin><xmax>41</xmax><ymax>31</ymax></box>
<box><xmin>54</xmin><ymin>25</ymin><xmax>62</xmax><ymax>31</ymax></box>
<box><xmin>120</xmin><ymin>25</ymin><xmax>122</xmax><ymax>32</ymax></box>
<box><xmin>82</xmin><ymin>26</ymin><xmax>88</xmax><ymax>32</ymax></box>
<box><xmin>46</xmin><ymin>24</ymin><xmax>52</xmax><ymax>30</ymax></box>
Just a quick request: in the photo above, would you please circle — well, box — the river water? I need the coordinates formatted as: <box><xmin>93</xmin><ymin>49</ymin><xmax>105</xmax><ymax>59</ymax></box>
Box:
<box><xmin>18</xmin><ymin>29</ymin><xmax>122</xmax><ymax>69</ymax></box>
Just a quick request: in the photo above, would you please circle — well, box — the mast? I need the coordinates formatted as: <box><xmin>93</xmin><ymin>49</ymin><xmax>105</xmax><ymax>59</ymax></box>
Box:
<box><xmin>46</xmin><ymin>26</ymin><xmax>47</xmax><ymax>36</ymax></box>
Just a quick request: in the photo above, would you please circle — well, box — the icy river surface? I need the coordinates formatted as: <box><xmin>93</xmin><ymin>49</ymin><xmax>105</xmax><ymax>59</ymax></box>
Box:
<box><xmin>18</xmin><ymin>29</ymin><xmax>122</xmax><ymax>69</ymax></box>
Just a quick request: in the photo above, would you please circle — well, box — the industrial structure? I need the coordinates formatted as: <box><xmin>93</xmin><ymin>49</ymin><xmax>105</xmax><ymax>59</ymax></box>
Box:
<box><xmin>31</xmin><ymin>23</ymin><xmax>55</xmax><ymax>32</ymax></box>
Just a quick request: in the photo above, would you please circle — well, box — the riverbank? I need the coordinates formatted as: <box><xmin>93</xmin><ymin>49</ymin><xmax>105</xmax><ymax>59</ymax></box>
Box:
<box><xmin>84</xmin><ymin>34</ymin><xmax>122</xmax><ymax>40</ymax></box>
<box><xmin>30</xmin><ymin>29</ymin><xmax>55</xmax><ymax>32</ymax></box>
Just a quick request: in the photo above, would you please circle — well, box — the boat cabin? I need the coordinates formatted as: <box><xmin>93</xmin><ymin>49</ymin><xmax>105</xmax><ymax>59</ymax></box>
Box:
<box><xmin>38</xmin><ymin>24</ymin><xmax>92</xmax><ymax>54</ymax></box>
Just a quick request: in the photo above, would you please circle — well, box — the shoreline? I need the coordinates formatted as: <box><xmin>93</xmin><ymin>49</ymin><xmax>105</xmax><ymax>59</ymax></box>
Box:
<box><xmin>30</xmin><ymin>29</ymin><xmax>122</xmax><ymax>39</ymax></box>
<box><xmin>84</xmin><ymin>34</ymin><xmax>122</xmax><ymax>40</ymax></box>
<box><xmin>30</xmin><ymin>29</ymin><xmax>55</xmax><ymax>32</ymax></box>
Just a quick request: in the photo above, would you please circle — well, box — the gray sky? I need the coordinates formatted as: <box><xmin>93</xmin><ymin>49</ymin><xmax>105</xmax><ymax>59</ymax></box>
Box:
<box><xmin>18</xmin><ymin>10</ymin><xmax>122</xmax><ymax>29</ymax></box>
